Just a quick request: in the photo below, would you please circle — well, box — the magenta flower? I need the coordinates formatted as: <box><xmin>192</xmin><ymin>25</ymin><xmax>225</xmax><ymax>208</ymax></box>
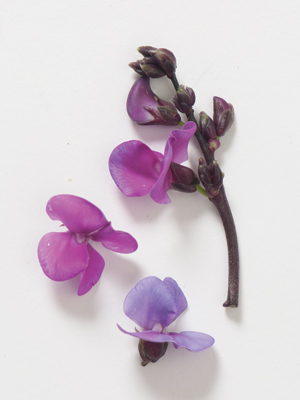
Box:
<box><xmin>37</xmin><ymin>195</ymin><xmax>138</xmax><ymax>295</ymax></box>
<box><xmin>118</xmin><ymin>276</ymin><xmax>214</xmax><ymax>366</ymax></box>
<box><xmin>109</xmin><ymin>121</ymin><xmax>197</xmax><ymax>204</ymax></box>
<box><xmin>127</xmin><ymin>77</ymin><xmax>181</xmax><ymax>126</ymax></box>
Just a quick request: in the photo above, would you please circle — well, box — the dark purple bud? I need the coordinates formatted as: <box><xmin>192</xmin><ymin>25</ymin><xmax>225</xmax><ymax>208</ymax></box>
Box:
<box><xmin>137</xmin><ymin>46</ymin><xmax>157</xmax><ymax>57</ymax></box>
<box><xmin>127</xmin><ymin>77</ymin><xmax>181</xmax><ymax>126</ymax></box>
<box><xmin>213</xmin><ymin>96</ymin><xmax>234</xmax><ymax>136</ymax></box>
<box><xmin>148</xmin><ymin>48</ymin><xmax>177</xmax><ymax>78</ymax></box>
<box><xmin>173</xmin><ymin>85</ymin><xmax>196</xmax><ymax>113</ymax></box>
<box><xmin>129</xmin><ymin>61</ymin><xmax>147</xmax><ymax>76</ymax></box>
<box><xmin>139</xmin><ymin>58</ymin><xmax>166</xmax><ymax>78</ymax></box>
<box><xmin>170</xmin><ymin>162</ymin><xmax>199</xmax><ymax>186</ymax></box>
<box><xmin>207</xmin><ymin>139</ymin><xmax>221</xmax><ymax>153</ymax></box>
<box><xmin>138</xmin><ymin>339</ymin><xmax>168</xmax><ymax>366</ymax></box>
<box><xmin>198</xmin><ymin>160</ymin><xmax>223</xmax><ymax>198</ymax></box>
<box><xmin>200</xmin><ymin>112</ymin><xmax>217</xmax><ymax>140</ymax></box>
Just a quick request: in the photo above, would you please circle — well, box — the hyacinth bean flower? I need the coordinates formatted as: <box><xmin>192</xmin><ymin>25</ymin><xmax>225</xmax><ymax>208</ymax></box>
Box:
<box><xmin>117</xmin><ymin>276</ymin><xmax>214</xmax><ymax>366</ymax></box>
<box><xmin>109</xmin><ymin>121</ymin><xmax>198</xmax><ymax>204</ymax></box>
<box><xmin>127</xmin><ymin>77</ymin><xmax>181</xmax><ymax>126</ymax></box>
<box><xmin>37</xmin><ymin>195</ymin><xmax>138</xmax><ymax>295</ymax></box>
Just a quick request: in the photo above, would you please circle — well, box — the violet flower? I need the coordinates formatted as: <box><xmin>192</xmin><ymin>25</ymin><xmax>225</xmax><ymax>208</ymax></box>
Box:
<box><xmin>109</xmin><ymin>121</ymin><xmax>198</xmax><ymax>204</ymax></box>
<box><xmin>37</xmin><ymin>195</ymin><xmax>138</xmax><ymax>295</ymax></box>
<box><xmin>118</xmin><ymin>276</ymin><xmax>214</xmax><ymax>366</ymax></box>
<box><xmin>127</xmin><ymin>77</ymin><xmax>181</xmax><ymax>126</ymax></box>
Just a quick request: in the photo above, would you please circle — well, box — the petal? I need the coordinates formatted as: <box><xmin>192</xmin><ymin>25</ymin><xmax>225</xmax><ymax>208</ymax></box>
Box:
<box><xmin>150</xmin><ymin>140</ymin><xmax>173</xmax><ymax>204</ymax></box>
<box><xmin>169</xmin><ymin>331</ymin><xmax>215</xmax><ymax>352</ymax></box>
<box><xmin>163</xmin><ymin>277</ymin><xmax>188</xmax><ymax>321</ymax></box>
<box><xmin>117</xmin><ymin>325</ymin><xmax>176</xmax><ymax>343</ymax></box>
<box><xmin>123</xmin><ymin>276</ymin><xmax>177</xmax><ymax>330</ymax></box>
<box><xmin>77</xmin><ymin>244</ymin><xmax>105</xmax><ymax>296</ymax></box>
<box><xmin>109</xmin><ymin>140</ymin><xmax>161</xmax><ymax>197</ymax></box>
<box><xmin>38</xmin><ymin>232</ymin><xmax>89</xmax><ymax>281</ymax></box>
<box><xmin>127</xmin><ymin>77</ymin><xmax>157</xmax><ymax>124</ymax></box>
<box><xmin>168</xmin><ymin>121</ymin><xmax>197</xmax><ymax>164</ymax></box>
<box><xmin>46</xmin><ymin>195</ymin><xmax>108</xmax><ymax>234</ymax></box>
<box><xmin>90</xmin><ymin>222</ymin><xmax>138</xmax><ymax>253</ymax></box>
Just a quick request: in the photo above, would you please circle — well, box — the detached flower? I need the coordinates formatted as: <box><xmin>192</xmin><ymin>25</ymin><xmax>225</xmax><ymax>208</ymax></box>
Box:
<box><xmin>127</xmin><ymin>77</ymin><xmax>181</xmax><ymax>126</ymax></box>
<box><xmin>109</xmin><ymin>122</ymin><xmax>197</xmax><ymax>204</ymax></box>
<box><xmin>117</xmin><ymin>276</ymin><xmax>214</xmax><ymax>366</ymax></box>
<box><xmin>37</xmin><ymin>195</ymin><xmax>138</xmax><ymax>295</ymax></box>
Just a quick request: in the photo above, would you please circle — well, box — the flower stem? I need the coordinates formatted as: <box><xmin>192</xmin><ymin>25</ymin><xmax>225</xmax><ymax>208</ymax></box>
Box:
<box><xmin>170</xmin><ymin>73</ymin><xmax>239</xmax><ymax>307</ymax></box>
<box><xmin>210</xmin><ymin>187</ymin><xmax>239</xmax><ymax>307</ymax></box>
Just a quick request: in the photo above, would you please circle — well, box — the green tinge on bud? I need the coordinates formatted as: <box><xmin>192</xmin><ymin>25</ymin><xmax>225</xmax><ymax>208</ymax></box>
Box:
<box><xmin>138</xmin><ymin>339</ymin><xmax>168</xmax><ymax>366</ymax></box>
<box><xmin>200</xmin><ymin>112</ymin><xmax>217</xmax><ymax>140</ymax></box>
<box><xmin>140</xmin><ymin>58</ymin><xmax>166</xmax><ymax>78</ymax></box>
<box><xmin>208</xmin><ymin>139</ymin><xmax>220</xmax><ymax>153</ymax></box>
<box><xmin>148</xmin><ymin>48</ymin><xmax>177</xmax><ymax>78</ymax></box>
<box><xmin>198</xmin><ymin>160</ymin><xmax>223</xmax><ymax>198</ymax></box>
<box><xmin>173</xmin><ymin>85</ymin><xmax>196</xmax><ymax>113</ymax></box>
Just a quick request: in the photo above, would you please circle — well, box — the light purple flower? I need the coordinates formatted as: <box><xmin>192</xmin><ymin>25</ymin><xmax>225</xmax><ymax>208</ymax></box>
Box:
<box><xmin>118</xmin><ymin>276</ymin><xmax>214</xmax><ymax>365</ymax></box>
<box><xmin>37</xmin><ymin>195</ymin><xmax>138</xmax><ymax>295</ymax></box>
<box><xmin>109</xmin><ymin>121</ymin><xmax>197</xmax><ymax>204</ymax></box>
<box><xmin>127</xmin><ymin>77</ymin><xmax>181</xmax><ymax>126</ymax></box>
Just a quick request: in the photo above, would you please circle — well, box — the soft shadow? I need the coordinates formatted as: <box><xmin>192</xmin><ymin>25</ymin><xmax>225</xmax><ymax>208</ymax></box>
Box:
<box><xmin>51</xmin><ymin>276</ymin><xmax>101</xmax><ymax>319</ymax></box>
<box><xmin>137</xmin><ymin>346</ymin><xmax>218</xmax><ymax>399</ymax></box>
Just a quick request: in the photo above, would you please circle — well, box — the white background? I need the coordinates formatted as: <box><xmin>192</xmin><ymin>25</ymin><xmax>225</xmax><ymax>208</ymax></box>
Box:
<box><xmin>1</xmin><ymin>1</ymin><xmax>300</xmax><ymax>399</ymax></box>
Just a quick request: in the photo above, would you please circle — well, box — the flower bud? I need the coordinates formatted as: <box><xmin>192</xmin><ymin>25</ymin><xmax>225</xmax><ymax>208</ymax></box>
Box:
<box><xmin>139</xmin><ymin>57</ymin><xmax>166</xmax><ymax>78</ymax></box>
<box><xmin>138</xmin><ymin>339</ymin><xmax>168</xmax><ymax>366</ymax></box>
<box><xmin>207</xmin><ymin>139</ymin><xmax>221</xmax><ymax>153</ymax></box>
<box><xmin>148</xmin><ymin>48</ymin><xmax>177</xmax><ymax>78</ymax></box>
<box><xmin>137</xmin><ymin>46</ymin><xmax>157</xmax><ymax>57</ymax></box>
<box><xmin>198</xmin><ymin>160</ymin><xmax>223</xmax><ymax>198</ymax></box>
<box><xmin>170</xmin><ymin>162</ymin><xmax>199</xmax><ymax>193</ymax></box>
<box><xmin>213</xmin><ymin>96</ymin><xmax>234</xmax><ymax>136</ymax></box>
<box><xmin>173</xmin><ymin>85</ymin><xmax>196</xmax><ymax>113</ymax></box>
<box><xmin>127</xmin><ymin>77</ymin><xmax>181</xmax><ymax>126</ymax></box>
<box><xmin>128</xmin><ymin>61</ymin><xmax>147</xmax><ymax>76</ymax></box>
<box><xmin>199</xmin><ymin>112</ymin><xmax>217</xmax><ymax>140</ymax></box>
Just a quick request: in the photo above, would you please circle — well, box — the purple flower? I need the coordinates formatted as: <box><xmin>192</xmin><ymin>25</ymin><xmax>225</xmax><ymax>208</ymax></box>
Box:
<box><xmin>127</xmin><ymin>77</ymin><xmax>181</xmax><ymax>126</ymax></box>
<box><xmin>117</xmin><ymin>276</ymin><xmax>214</xmax><ymax>365</ymax></box>
<box><xmin>37</xmin><ymin>195</ymin><xmax>138</xmax><ymax>295</ymax></box>
<box><xmin>109</xmin><ymin>121</ymin><xmax>197</xmax><ymax>204</ymax></box>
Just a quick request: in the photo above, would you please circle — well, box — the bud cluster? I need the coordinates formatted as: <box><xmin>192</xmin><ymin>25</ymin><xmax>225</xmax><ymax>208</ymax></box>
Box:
<box><xmin>129</xmin><ymin>46</ymin><xmax>177</xmax><ymax>79</ymax></box>
<box><xmin>198</xmin><ymin>159</ymin><xmax>223</xmax><ymax>198</ymax></box>
<box><xmin>200</xmin><ymin>97</ymin><xmax>235</xmax><ymax>154</ymax></box>
<box><xmin>173</xmin><ymin>85</ymin><xmax>196</xmax><ymax>114</ymax></box>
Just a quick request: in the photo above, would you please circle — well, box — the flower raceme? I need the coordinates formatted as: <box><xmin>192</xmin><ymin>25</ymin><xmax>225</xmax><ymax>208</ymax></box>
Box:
<box><xmin>109</xmin><ymin>121</ymin><xmax>198</xmax><ymax>204</ymax></box>
<box><xmin>37</xmin><ymin>195</ymin><xmax>138</xmax><ymax>295</ymax></box>
<box><xmin>118</xmin><ymin>276</ymin><xmax>214</xmax><ymax>366</ymax></box>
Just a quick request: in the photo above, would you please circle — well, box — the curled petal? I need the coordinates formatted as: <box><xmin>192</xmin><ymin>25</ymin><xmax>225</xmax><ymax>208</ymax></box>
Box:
<box><xmin>150</xmin><ymin>140</ymin><xmax>173</xmax><ymax>204</ymax></box>
<box><xmin>127</xmin><ymin>78</ymin><xmax>157</xmax><ymax>124</ymax></box>
<box><xmin>117</xmin><ymin>325</ymin><xmax>176</xmax><ymax>343</ymax></box>
<box><xmin>91</xmin><ymin>222</ymin><xmax>138</xmax><ymax>254</ymax></box>
<box><xmin>46</xmin><ymin>195</ymin><xmax>108</xmax><ymax>234</ymax></box>
<box><xmin>109</xmin><ymin>140</ymin><xmax>161</xmax><ymax>197</ymax></box>
<box><xmin>168</xmin><ymin>121</ymin><xmax>196</xmax><ymax>164</ymax></box>
<box><xmin>169</xmin><ymin>331</ymin><xmax>215</xmax><ymax>352</ymax></box>
<box><xmin>123</xmin><ymin>276</ymin><xmax>178</xmax><ymax>330</ymax></box>
<box><xmin>38</xmin><ymin>232</ymin><xmax>89</xmax><ymax>281</ymax></box>
<box><xmin>163</xmin><ymin>278</ymin><xmax>187</xmax><ymax>321</ymax></box>
<box><xmin>77</xmin><ymin>244</ymin><xmax>105</xmax><ymax>296</ymax></box>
